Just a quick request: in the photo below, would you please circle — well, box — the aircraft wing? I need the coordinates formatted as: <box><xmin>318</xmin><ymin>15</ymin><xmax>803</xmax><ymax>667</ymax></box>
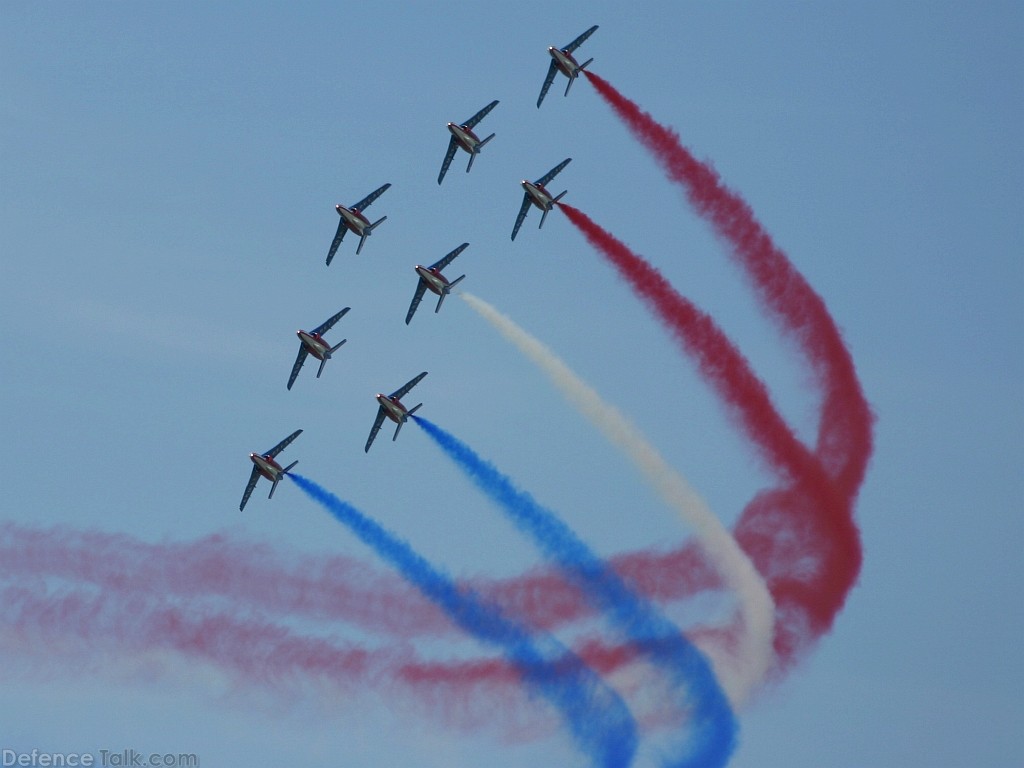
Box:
<box><xmin>390</xmin><ymin>371</ymin><xmax>428</xmax><ymax>400</ymax></box>
<box><xmin>364</xmin><ymin>407</ymin><xmax>387</xmax><ymax>453</ymax></box>
<box><xmin>239</xmin><ymin>466</ymin><xmax>260</xmax><ymax>512</ymax></box>
<box><xmin>536</xmin><ymin>61</ymin><xmax>558</xmax><ymax>108</ymax></box>
<box><xmin>405</xmin><ymin>281</ymin><xmax>429</xmax><ymax>325</ymax></box>
<box><xmin>511</xmin><ymin>193</ymin><xmax>531</xmax><ymax>241</ymax></box>
<box><xmin>437</xmin><ymin>137</ymin><xmax>458</xmax><ymax>185</ymax></box>
<box><xmin>430</xmin><ymin>242</ymin><xmax>469</xmax><ymax>271</ymax></box>
<box><xmin>463</xmin><ymin>100</ymin><xmax>499</xmax><ymax>129</ymax></box>
<box><xmin>563</xmin><ymin>25</ymin><xmax>598</xmax><ymax>53</ymax></box>
<box><xmin>287</xmin><ymin>347</ymin><xmax>309</xmax><ymax>391</ymax></box>
<box><xmin>351</xmin><ymin>182</ymin><xmax>391</xmax><ymax>213</ymax></box>
<box><xmin>536</xmin><ymin>157</ymin><xmax>572</xmax><ymax>187</ymax></box>
<box><xmin>312</xmin><ymin>307</ymin><xmax>350</xmax><ymax>336</ymax></box>
<box><xmin>266</xmin><ymin>428</ymin><xmax>303</xmax><ymax>458</ymax></box>
<box><xmin>326</xmin><ymin>218</ymin><xmax>347</xmax><ymax>266</ymax></box>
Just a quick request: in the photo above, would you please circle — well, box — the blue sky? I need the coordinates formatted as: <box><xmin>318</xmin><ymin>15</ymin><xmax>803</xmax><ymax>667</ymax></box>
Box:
<box><xmin>1</xmin><ymin>2</ymin><xmax>1021</xmax><ymax>766</ymax></box>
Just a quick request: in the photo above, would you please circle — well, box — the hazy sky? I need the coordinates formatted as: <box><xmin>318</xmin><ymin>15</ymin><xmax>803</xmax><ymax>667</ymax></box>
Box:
<box><xmin>2</xmin><ymin>2</ymin><xmax>1021</xmax><ymax>766</ymax></box>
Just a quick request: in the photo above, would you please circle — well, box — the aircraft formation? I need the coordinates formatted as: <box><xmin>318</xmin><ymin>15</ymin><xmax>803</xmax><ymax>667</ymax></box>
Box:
<box><xmin>240</xmin><ymin>25</ymin><xmax>599</xmax><ymax>512</ymax></box>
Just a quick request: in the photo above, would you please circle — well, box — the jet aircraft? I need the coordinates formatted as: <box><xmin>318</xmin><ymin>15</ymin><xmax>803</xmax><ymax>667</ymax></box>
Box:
<box><xmin>239</xmin><ymin>429</ymin><xmax>302</xmax><ymax>512</ymax></box>
<box><xmin>365</xmin><ymin>372</ymin><xmax>427</xmax><ymax>452</ymax></box>
<box><xmin>537</xmin><ymin>25</ymin><xmax>599</xmax><ymax>108</ymax></box>
<box><xmin>511</xmin><ymin>158</ymin><xmax>571</xmax><ymax>241</ymax></box>
<box><xmin>287</xmin><ymin>307</ymin><xmax>350</xmax><ymax>390</ymax></box>
<box><xmin>438</xmin><ymin>100</ymin><xmax>499</xmax><ymax>185</ymax></box>
<box><xmin>326</xmin><ymin>183</ymin><xmax>391</xmax><ymax>265</ymax></box>
<box><xmin>406</xmin><ymin>243</ymin><xmax>468</xmax><ymax>324</ymax></box>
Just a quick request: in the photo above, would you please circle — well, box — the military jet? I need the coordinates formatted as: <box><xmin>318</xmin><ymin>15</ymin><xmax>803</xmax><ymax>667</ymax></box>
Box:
<box><xmin>326</xmin><ymin>183</ymin><xmax>391</xmax><ymax>264</ymax></box>
<box><xmin>287</xmin><ymin>308</ymin><xmax>349</xmax><ymax>390</ymax></box>
<box><xmin>239</xmin><ymin>429</ymin><xmax>302</xmax><ymax>511</ymax></box>
<box><xmin>438</xmin><ymin>100</ymin><xmax>499</xmax><ymax>185</ymax></box>
<box><xmin>511</xmin><ymin>158</ymin><xmax>571</xmax><ymax>241</ymax></box>
<box><xmin>537</xmin><ymin>25</ymin><xmax>598</xmax><ymax>108</ymax></box>
<box><xmin>365</xmin><ymin>372</ymin><xmax>427</xmax><ymax>452</ymax></box>
<box><xmin>406</xmin><ymin>244</ymin><xmax>468</xmax><ymax>324</ymax></box>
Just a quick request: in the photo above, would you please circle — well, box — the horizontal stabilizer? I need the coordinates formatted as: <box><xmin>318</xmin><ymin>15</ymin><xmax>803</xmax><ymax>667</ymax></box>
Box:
<box><xmin>268</xmin><ymin>478</ymin><xmax>279</xmax><ymax>499</ymax></box>
<box><xmin>282</xmin><ymin>460</ymin><xmax>298</xmax><ymax>474</ymax></box>
<box><xmin>329</xmin><ymin>338</ymin><xmax>347</xmax><ymax>354</ymax></box>
<box><xmin>370</xmin><ymin>216</ymin><xmax>387</xmax><ymax>231</ymax></box>
<box><xmin>408</xmin><ymin>403</ymin><xmax>423</xmax><ymax>417</ymax></box>
<box><xmin>478</xmin><ymin>133</ymin><xmax>495</xmax><ymax>149</ymax></box>
<box><xmin>317</xmin><ymin>358</ymin><xmax>327</xmax><ymax>378</ymax></box>
<box><xmin>552</xmin><ymin>190</ymin><xmax>568</xmax><ymax>204</ymax></box>
<box><xmin>578</xmin><ymin>57</ymin><xmax>594</xmax><ymax>72</ymax></box>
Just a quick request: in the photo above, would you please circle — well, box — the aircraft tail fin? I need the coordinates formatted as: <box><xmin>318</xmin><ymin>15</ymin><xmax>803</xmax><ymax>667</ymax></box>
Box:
<box><xmin>269</xmin><ymin>478</ymin><xmax>279</xmax><ymax>500</ymax></box>
<box><xmin>436</xmin><ymin>275</ymin><xmax>467</xmax><ymax>313</ymax></box>
<box><xmin>466</xmin><ymin>151</ymin><xmax>476</xmax><ymax>174</ymax></box>
<box><xmin>317</xmin><ymin>358</ymin><xmax>327</xmax><ymax>378</ymax></box>
<box><xmin>565</xmin><ymin>59</ymin><xmax>593</xmax><ymax>97</ymax></box>
<box><xmin>356</xmin><ymin>217</ymin><xmax>387</xmax><ymax>255</ymax></box>
<box><xmin>392</xmin><ymin>420</ymin><xmax>404</xmax><ymax>441</ymax></box>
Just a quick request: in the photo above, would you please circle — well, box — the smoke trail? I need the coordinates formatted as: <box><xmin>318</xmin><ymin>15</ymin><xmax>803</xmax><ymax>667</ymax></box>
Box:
<box><xmin>0</xmin><ymin>522</ymin><xmax>720</xmax><ymax>640</ymax></box>
<box><xmin>583</xmin><ymin>70</ymin><xmax>873</xmax><ymax>501</ymax></box>
<box><xmin>413</xmin><ymin>417</ymin><xmax>737</xmax><ymax>768</ymax></box>
<box><xmin>287</xmin><ymin>473</ymin><xmax>638</xmax><ymax>768</ymax></box>
<box><xmin>580</xmin><ymin>70</ymin><xmax>873</xmax><ymax>663</ymax></box>
<box><xmin>2</xmin><ymin>580</ymin><xmax>392</xmax><ymax>688</ymax></box>
<box><xmin>459</xmin><ymin>290</ymin><xmax>773</xmax><ymax>706</ymax></box>
<box><xmin>559</xmin><ymin>203</ymin><xmax>857</xmax><ymax>667</ymax></box>
<box><xmin>559</xmin><ymin>204</ymin><xmax>826</xmax><ymax>488</ymax></box>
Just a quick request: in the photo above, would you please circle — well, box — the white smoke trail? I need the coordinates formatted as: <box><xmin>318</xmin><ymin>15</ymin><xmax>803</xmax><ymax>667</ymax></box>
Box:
<box><xmin>460</xmin><ymin>291</ymin><xmax>775</xmax><ymax>706</ymax></box>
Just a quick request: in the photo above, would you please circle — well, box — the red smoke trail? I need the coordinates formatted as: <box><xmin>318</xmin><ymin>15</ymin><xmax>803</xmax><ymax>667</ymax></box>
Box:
<box><xmin>0</xmin><ymin>523</ymin><xmax>720</xmax><ymax>638</ymax></box>
<box><xmin>583</xmin><ymin>70</ymin><xmax>873</xmax><ymax>664</ymax></box>
<box><xmin>560</xmin><ymin>203</ymin><xmax>859</xmax><ymax>669</ymax></box>
<box><xmin>1</xmin><ymin>524</ymin><xmax>739</xmax><ymax>732</ymax></box>
<box><xmin>584</xmin><ymin>70</ymin><xmax>873</xmax><ymax>501</ymax></box>
<box><xmin>0</xmin><ymin>579</ymin><xmax>562</xmax><ymax>740</ymax></box>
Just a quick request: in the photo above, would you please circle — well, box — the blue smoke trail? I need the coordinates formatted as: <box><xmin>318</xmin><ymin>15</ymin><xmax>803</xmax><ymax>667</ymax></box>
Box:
<box><xmin>287</xmin><ymin>473</ymin><xmax>637</xmax><ymax>768</ymax></box>
<box><xmin>412</xmin><ymin>418</ymin><xmax>738</xmax><ymax>767</ymax></box>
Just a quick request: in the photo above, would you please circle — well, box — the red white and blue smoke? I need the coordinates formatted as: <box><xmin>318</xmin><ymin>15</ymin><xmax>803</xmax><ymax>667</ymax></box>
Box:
<box><xmin>0</xmin><ymin>74</ymin><xmax>871</xmax><ymax>765</ymax></box>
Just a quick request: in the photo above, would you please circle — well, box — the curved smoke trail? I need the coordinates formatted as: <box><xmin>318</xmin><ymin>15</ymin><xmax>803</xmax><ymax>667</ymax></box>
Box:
<box><xmin>559</xmin><ymin>202</ymin><xmax>854</xmax><ymax>667</ymax></box>
<box><xmin>459</xmin><ymin>290</ymin><xmax>773</xmax><ymax>706</ymax></box>
<box><xmin>583</xmin><ymin>70</ymin><xmax>873</xmax><ymax>499</ymax></box>
<box><xmin>287</xmin><ymin>473</ymin><xmax>638</xmax><ymax>768</ymax></box>
<box><xmin>413</xmin><ymin>417</ymin><xmax>737</xmax><ymax>768</ymax></box>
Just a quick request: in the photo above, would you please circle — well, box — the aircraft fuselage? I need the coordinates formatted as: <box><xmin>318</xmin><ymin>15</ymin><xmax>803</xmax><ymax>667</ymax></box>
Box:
<box><xmin>549</xmin><ymin>46</ymin><xmax>582</xmax><ymax>78</ymax></box>
<box><xmin>376</xmin><ymin>394</ymin><xmax>410</xmax><ymax>425</ymax></box>
<box><xmin>336</xmin><ymin>204</ymin><xmax>371</xmax><ymax>236</ymax></box>
<box><xmin>522</xmin><ymin>180</ymin><xmax>558</xmax><ymax>211</ymax></box>
<box><xmin>447</xmin><ymin>122</ymin><xmax>483</xmax><ymax>154</ymax></box>
<box><xmin>250</xmin><ymin>452</ymin><xmax>285</xmax><ymax>483</ymax></box>
<box><xmin>414</xmin><ymin>265</ymin><xmax>451</xmax><ymax>296</ymax></box>
<box><xmin>297</xmin><ymin>330</ymin><xmax>331</xmax><ymax>361</ymax></box>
